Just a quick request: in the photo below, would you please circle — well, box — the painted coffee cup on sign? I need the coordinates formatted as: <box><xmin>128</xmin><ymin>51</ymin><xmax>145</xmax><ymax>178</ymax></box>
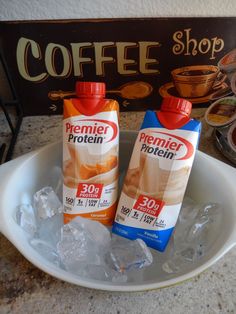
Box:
<box><xmin>171</xmin><ymin>65</ymin><xmax>225</xmax><ymax>98</ymax></box>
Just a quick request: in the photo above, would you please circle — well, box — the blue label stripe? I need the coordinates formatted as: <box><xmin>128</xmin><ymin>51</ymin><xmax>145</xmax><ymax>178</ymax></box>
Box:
<box><xmin>141</xmin><ymin>110</ymin><xmax>201</xmax><ymax>132</ymax></box>
<box><xmin>112</xmin><ymin>222</ymin><xmax>174</xmax><ymax>252</ymax></box>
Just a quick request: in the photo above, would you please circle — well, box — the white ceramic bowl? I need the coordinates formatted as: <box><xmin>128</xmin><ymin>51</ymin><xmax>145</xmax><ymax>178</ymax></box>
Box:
<box><xmin>0</xmin><ymin>131</ymin><xmax>236</xmax><ymax>291</ymax></box>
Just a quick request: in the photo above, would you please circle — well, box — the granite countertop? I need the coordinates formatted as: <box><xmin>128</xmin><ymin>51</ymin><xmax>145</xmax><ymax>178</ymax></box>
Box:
<box><xmin>0</xmin><ymin>109</ymin><xmax>236</xmax><ymax>314</ymax></box>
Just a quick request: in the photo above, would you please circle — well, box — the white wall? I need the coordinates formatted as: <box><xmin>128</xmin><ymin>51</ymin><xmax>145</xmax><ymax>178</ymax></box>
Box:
<box><xmin>0</xmin><ymin>0</ymin><xmax>236</xmax><ymax>20</ymax></box>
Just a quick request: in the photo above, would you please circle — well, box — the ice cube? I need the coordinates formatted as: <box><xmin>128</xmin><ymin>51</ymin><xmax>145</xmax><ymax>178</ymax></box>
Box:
<box><xmin>198</xmin><ymin>203</ymin><xmax>221</xmax><ymax>219</ymax></box>
<box><xmin>161</xmin><ymin>200</ymin><xmax>223</xmax><ymax>274</ymax></box>
<box><xmin>38</xmin><ymin>213</ymin><xmax>63</xmax><ymax>247</ymax></box>
<box><xmin>186</xmin><ymin>214</ymin><xmax>210</xmax><ymax>243</ymax></box>
<box><xmin>173</xmin><ymin>198</ymin><xmax>200</xmax><ymax>249</ymax></box>
<box><xmin>188</xmin><ymin>202</ymin><xmax>222</xmax><ymax>246</ymax></box>
<box><xmin>33</xmin><ymin>186</ymin><xmax>63</xmax><ymax>219</ymax></box>
<box><xmin>57</xmin><ymin>217</ymin><xmax>111</xmax><ymax>273</ymax></box>
<box><xmin>56</xmin><ymin>217</ymin><xmax>148</xmax><ymax>281</ymax></box>
<box><xmin>57</xmin><ymin>224</ymin><xmax>98</xmax><ymax>271</ymax></box>
<box><xmin>16</xmin><ymin>204</ymin><xmax>37</xmax><ymax>236</ymax></box>
<box><xmin>108</xmin><ymin>235</ymin><xmax>153</xmax><ymax>273</ymax></box>
<box><xmin>178</xmin><ymin>197</ymin><xmax>200</xmax><ymax>223</ymax></box>
<box><xmin>30</xmin><ymin>238</ymin><xmax>61</xmax><ymax>266</ymax></box>
<box><xmin>70</xmin><ymin>216</ymin><xmax>111</xmax><ymax>247</ymax></box>
<box><xmin>162</xmin><ymin>243</ymin><xmax>205</xmax><ymax>274</ymax></box>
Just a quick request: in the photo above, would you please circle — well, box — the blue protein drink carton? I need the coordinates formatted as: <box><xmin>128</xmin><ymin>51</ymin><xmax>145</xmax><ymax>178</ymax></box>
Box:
<box><xmin>113</xmin><ymin>97</ymin><xmax>201</xmax><ymax>251</ymax></box>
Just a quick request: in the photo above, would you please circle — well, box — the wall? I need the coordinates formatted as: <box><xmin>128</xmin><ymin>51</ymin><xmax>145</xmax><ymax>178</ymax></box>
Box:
<box><xmin>0</xmin><ymin>0</ymin><xmax>236</xmax><ymax>20</ymax></box>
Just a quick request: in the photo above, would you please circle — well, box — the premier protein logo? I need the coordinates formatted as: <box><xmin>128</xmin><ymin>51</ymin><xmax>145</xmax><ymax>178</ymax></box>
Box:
<box><xmin>65</xmin><ymin>119</ymin><xmax>118</xmax><ymax>144</ymax></box>
<box><xmin>139</xmin><ymin>131</ymin><xmax>194</xmax><ymax>160</ymax></box>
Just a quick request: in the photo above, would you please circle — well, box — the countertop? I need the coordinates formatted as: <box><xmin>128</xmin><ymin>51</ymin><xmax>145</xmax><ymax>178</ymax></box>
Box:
<box><xmin>0</xmin><ymin>109</ymin><xmax>236</xmax><ymax>314</ymax></box>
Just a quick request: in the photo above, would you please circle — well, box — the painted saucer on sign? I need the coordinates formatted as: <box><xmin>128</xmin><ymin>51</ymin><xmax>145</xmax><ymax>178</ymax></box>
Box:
<box><xmin>159</xmin><ymin>82</ymin><xmax>232</xmax><ymax>104</ymax></box>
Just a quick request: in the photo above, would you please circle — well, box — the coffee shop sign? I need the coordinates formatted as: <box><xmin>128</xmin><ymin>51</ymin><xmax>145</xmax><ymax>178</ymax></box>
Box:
<box><xmin>16</xmin><ymin>28</ymin><xmax>224</xmax><ymax>82</ymax></box>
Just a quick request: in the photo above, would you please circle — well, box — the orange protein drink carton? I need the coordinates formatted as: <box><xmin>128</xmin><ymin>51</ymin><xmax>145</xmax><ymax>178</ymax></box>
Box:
<box><xmin>113</xmin><ymin>96</ymin><xmax>201</xmax><ymax>251</ymax></box>
<box><xmin>63</xmin><ymin>82</ymin><xmax>119</xmax><ymax>225</ymax></box>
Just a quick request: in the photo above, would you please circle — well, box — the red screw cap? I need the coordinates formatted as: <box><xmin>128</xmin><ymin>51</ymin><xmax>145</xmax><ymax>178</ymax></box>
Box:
<box><xmin>76</xmin><ymin>82</ymin><xmax>106</xmax><ymax>98</ymax></box>
<box><xmin>157</xmin><ymin>97</ymin><xmax>192</xmax><ymax>129</ymax></box>
<box><xmin>161</xmin><ymin>97</ymin><xmax>192</xmax><ymax>117</ymax></box>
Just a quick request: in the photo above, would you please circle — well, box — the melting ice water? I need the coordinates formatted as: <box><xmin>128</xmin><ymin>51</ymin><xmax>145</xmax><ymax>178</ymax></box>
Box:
<box><xmin>15</xmin><ymin>187</ymin><xmax>222</xmax><ymax>282</ymax></box>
